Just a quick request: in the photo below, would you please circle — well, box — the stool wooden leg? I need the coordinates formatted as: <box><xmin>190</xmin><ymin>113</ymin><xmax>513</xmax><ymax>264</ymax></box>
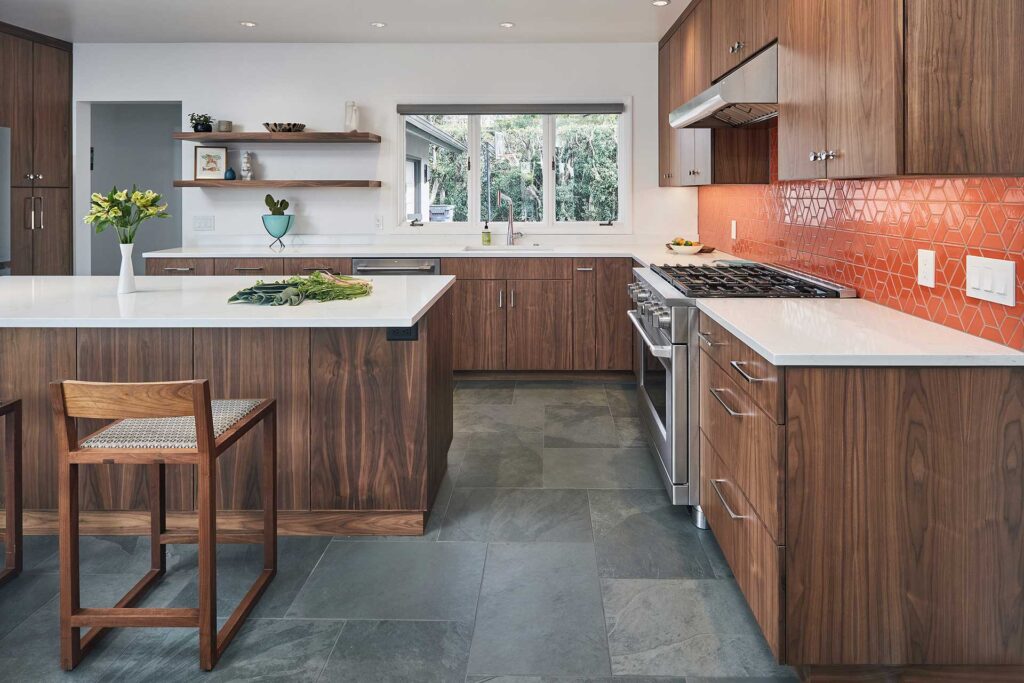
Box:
<box><xmin>149</xmin><ymin>464</ymin><xmax>166</xmax><ymax>574</ymax></box>
<box><xmin>59</xmin><ymin>456</ymin><xmax>81</xmax><ymax>671</ymax></box>
<box><xmin>263</xmin><ymin>406</ymin><xmax>277</xmax><ymax>574</ymax></box>
<box><xmin>197</xmin><ymin>454</ymin><xmax>217</xmax><ymax>671</ymax></box>
<box><xmin>1</xmin><ymin>403</ymin><xmax>22</xmax><ymax>585</ymax></box>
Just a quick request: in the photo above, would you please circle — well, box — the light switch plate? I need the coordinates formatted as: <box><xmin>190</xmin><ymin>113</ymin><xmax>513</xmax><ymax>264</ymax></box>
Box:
<box><xmin>730</xmin><ymin>220</ymin><xmax>737</xmax><ymax>240</ymax></box>
<box><xmin>917</xmin><ymin>249</ymin><xmax>935</xmax><ymax>288</ymax></box>
<box><xmin>966</xmin><ymin>255</ymin><xmax>1015</xmax><ymax>306</ymax></box>
<box><xmin>193</xmin><ymin>215</ymin><xmax>215</xmax><ymax>232</ymax></box>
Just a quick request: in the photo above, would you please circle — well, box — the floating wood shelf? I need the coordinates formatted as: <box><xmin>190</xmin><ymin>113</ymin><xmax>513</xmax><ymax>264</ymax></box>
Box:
<box><xmin>173</xmin><ymin>131</ymin><xmax>381</xmax><ymax>143</ymax></box>
<box><xmin>174</xmin><ymin>180</ymin><xmax>381</xmax><ymax>188</ymax></box>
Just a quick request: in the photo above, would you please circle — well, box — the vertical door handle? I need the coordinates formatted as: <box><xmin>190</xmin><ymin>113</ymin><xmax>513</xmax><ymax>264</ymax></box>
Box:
<box><xmin>498</xmin><ymin>289</ymin><xmax>504</xmax><ymax>309</ymax></box>
<box><xmin>24</xmin><ymin>196</ymin><xmax>35</xmax><ymax>230</ymax></box>
<box><xmin>509</xmin><ymin>289</ymin><xmax>515</xmax><ymax>308</ymax></box>
<box><xmin>34</xmin><ymin>196</ymin><xmax>44</xmax><ymax>230</ymax></box>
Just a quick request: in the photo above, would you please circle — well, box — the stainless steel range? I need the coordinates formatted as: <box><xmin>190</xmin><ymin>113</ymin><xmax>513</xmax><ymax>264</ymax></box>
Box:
<box><xmin>628</xmin><ymin>261</ymin><xmax>855</xmax><ymax>527</ymax></box>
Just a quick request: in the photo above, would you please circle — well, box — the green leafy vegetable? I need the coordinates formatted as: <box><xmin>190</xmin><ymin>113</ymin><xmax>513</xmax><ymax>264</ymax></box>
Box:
<box><xmin>228</xmin><ymin>271</ymin><xmax>372</xmax><ymax>306</ymax></box>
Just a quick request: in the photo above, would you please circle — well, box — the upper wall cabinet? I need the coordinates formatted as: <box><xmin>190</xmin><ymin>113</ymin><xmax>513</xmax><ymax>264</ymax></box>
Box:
<box><xmin>904</xmin><ymin>0</ymin><xmax>1024</xmax><ymax>175</ymax></box>
<box><xmin>710</xmin><ymin>0</ymin><xmax>779</xmax><ymax>81</ymax></box>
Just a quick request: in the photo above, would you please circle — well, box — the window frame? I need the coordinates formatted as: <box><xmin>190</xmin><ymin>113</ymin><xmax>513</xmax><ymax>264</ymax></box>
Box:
<box><xmin>395</xmin><ymin>100</ymin><xmax>632</xmax><ymax>236</ymax></box>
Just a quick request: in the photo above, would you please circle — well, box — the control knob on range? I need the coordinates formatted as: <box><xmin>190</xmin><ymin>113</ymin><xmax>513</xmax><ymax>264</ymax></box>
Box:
<box><xmin>635</xmin><ymin>288</ymin><xmax>651</xmax><ymax>303</ymax></box>
<box><xmin>656</xmin><ymin>309</ymin><xmax>672</xmax><ymax>330</ymax></box>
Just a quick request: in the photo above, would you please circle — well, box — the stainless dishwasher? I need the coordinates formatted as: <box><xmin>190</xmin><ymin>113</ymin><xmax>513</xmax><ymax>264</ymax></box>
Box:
<box><xmin>352</xmin><ymin>258</ymin><xmax>441</xmax><ymax>276</ymax></box>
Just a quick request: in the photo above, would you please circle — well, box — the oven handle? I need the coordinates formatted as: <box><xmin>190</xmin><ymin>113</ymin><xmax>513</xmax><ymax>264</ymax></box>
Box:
<box><xmin>627</xmin><ymin>311</ymin><xmax>672</xmax><ymax>359</ymax></box>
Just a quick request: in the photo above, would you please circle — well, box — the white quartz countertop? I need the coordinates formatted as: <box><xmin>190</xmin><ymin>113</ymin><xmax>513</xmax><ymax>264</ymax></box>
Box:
<box><xmin>0</xmin><ymin>276</ymin><xmax>455</xmax><ymax>328</ymax></box>
<box><xmin>696</xmin><ymin>298</ymin><xmax>1024</xmax><ymax>367</ymax></box>
<box><xmin>143</xmin><ymin>244</ymin><xmax>739</xmax><ymax>269</ymax></box>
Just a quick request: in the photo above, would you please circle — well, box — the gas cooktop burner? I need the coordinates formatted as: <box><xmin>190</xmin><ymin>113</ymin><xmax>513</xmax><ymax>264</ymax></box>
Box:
<box><xmin>652</xmin><ymin>263</ymin><xmax>843</xmax><ymax>298</ymax></box>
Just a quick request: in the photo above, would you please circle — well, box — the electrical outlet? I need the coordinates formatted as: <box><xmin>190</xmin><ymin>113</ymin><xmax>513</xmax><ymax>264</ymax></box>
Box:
<box><xmin>193</xmin><ymin>215</ymin><xmax>215</xmax><ymax>232</ymax></box>
<box><xmin>917</xmin><ymin>249</ymin><xmax>935</xmax><ymax>288</ymax></box>
<box><xmin>966</xmin><ymin>255</ymin><xmax>1016</xmax><ymax>306</ymax></box>
<box><xmin>375</xmin><ymin>214</ymin><xmax>384</xmax><ymax>232</ymax></box>
<box><xmin>730</xmin><ymin>220</ymin><xmax>737</xmax><ymax>240</ymax></box>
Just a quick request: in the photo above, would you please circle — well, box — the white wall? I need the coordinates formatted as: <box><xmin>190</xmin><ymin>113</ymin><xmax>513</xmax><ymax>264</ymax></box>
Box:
<box><xmin>73</xmin><ymin>42</ymin><xmax>697</xmax><ymax>251</ymax></box>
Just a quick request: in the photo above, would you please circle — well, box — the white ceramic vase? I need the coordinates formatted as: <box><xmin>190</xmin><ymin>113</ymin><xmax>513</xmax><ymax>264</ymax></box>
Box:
<box><xmin>118</xmin><ymin>243</ymin><xmax>136</xmax><ymax>294</ymax></box>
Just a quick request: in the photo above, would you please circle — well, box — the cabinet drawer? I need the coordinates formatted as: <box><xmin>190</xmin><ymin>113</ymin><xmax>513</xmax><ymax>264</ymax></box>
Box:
<box><xmin>697</xmin><ymin>312</ymin><xmax>784</xmax><ymax>422</ymax></box>
<box><xmin>285</xmin><ymin>258</ymin><xmax>352</xmax><ymax>276</ymax></box>
<box><xmin>145</xmin><ymin>258</ymin><xmax>214</xmax><ymax>276</ymax></box>
<box><xmin>702</xmin><ymin>435</ymin><xmax>784</xmax><ymax>660</ymax></box>
<box><xmin>700</xmin><ymin>350</ymin><xmax>784</xmax><ymax>542</ymax></box>
<box><xmin>441</xmin><ymin>258</ymin><xmax>572</xmax><ymax>280</ymax></box>
<box><xmin>213</xmin><ymin>258</ymin><xmax>284</xmax><ymax>276</ymax></box>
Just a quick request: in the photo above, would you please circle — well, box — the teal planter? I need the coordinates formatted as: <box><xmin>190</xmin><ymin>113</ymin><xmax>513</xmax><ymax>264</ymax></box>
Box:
<box><xmin>262</xmin><ymin>215</ymin><xmax>294</xmax><ymax>249</ymax></box>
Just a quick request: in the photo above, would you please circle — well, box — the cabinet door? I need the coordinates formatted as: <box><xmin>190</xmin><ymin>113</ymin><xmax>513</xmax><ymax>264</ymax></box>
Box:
<box><xmin>825</xmin><ymin>0</ymin><xmax>903</xmax><ymax>178</ymax></box>
<box><xmin>452</xmin><ymin>279</ymin><xmax>506</xmax><ymax>371</ymax></box>
<box><xmin>31</xmin><ymin>44</ymin><xmax>70</xmax><ymax>187</ymax></box>
<box><xmin>0</xmin><ymin>33</ymin><xmax>34</xmax><ymax>188</ymax></box>
<box><xmin>32</xmin><ymin>187</ymin><xmax>71</xmax><ymax>274</ymax></box>
<box><xmin>213</xmin><ymin>258</ymin><xmax>285</xmax><ymax>276</ymax></box>
<box><xmin>680</xmin><ymin>0</ymin><xmax>713</xmax><ymax>104</ymax></box>
<box><xmin>594</xmin><ymin>258</ymin><xmax>634</xmax><ymax>371</ymax></box>
<box><xmin>572</xmin><ymin>259</ymin><xmax>598</xmax><ymax>370</ymax></box>
<box><xmin>778</xmin><ymin>0</ymin><xmax>828</xmax><ymax>180</ymax></box>
<box><xmin>659</xmin><ymin>38</ymin><xmax>685</xmax><ymax>187</ymax></box>
<box><xmin>286</xmin><ymin>258</ymin><xmax>352</xmax><ymax>276</ymax></box>
<box><xmin>905</xmin><ymin>0</ymin><xmax>1024</xmax><ymax>175</ymax></box>
<box><xmin>9</xmin><ymin>188</ymin><xmax>34</xmax><ymax>275</ymax></box>
<box><xmin>507</xmin><ymin>279</ymin><xmax>572</xmax><ymax>371</ymax></box>
<box><xmin>711</xmin><ymin>0</ymin><xmax>779</xmax><ymax>81</ymax></box>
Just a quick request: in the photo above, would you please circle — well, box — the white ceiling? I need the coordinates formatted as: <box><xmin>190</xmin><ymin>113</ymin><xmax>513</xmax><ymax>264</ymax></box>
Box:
<box><xmin>0</xmin><ymin>0</ymin><xmax>691</xmax><ymax>44</ymax></box>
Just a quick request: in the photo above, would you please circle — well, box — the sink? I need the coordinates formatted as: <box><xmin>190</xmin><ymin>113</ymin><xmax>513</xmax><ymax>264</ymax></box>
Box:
<box><xmin>462</xmin><ymin>245</ymin><xmax>554</xmax><ymax>252</ymax></box>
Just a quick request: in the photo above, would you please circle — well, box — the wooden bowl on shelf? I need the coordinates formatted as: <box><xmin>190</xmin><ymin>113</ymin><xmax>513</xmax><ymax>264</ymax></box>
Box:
<box><xmin>262</xmin><ymin>122</ymin><xmax>307</xmax><ymax>133</ymax></box>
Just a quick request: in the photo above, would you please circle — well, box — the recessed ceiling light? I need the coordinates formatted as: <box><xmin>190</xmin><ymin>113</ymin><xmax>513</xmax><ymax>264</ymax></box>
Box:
<box><xmin>370</xmin><ymin>21</ymin><xmax>387</xmax><ymax>28</ymax></box>
<box><xmin>499</xmin><ymin>21</ymin><xmax>515</xmax><ymax>29</ymax></box>
<box><xmin>239</xmin><ymin>20</ymin><xmax>258</xmax><ymax>28</ymax></box>
<box><xmin>652</xmin><ymin>0</ymin><xmax>671</xmax><ymax>6</ymax></box>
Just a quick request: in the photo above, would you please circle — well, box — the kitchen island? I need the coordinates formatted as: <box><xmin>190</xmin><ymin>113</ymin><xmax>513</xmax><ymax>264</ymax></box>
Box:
<box><xmin>0</xmin><ymin>275</ymin><xmax>454</xmax><ymax>537</ymax></box>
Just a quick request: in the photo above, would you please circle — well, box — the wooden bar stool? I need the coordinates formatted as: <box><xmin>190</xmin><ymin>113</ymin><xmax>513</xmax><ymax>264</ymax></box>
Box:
<box><xmin>49</xmin><ymin>380</ymin><xmax>277</xmax><ymax>672</ymax></box>
<box><xmin>0</xmin><ymin>399</ymin><xmax>23</xmax><ymax>587</ymax></box>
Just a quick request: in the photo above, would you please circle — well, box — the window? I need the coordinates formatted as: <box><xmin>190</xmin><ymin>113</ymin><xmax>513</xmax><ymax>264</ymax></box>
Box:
<box><xmin>398</xmin><ymin>104</ymin><xmax>629</xmax><ymax>232</ymax></box>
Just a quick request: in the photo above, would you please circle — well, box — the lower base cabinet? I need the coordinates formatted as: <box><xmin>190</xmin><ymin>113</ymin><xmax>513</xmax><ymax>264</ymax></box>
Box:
<box><xmin>452</xmin><ymin>279</ymin><xmax>506</xmax><ymax>371</ymax></box>
<box><xmin>10</xmin><ymin>187</ymin><xmax>71</xmax><ymax>275</ymax></box>
<box><xmin>506</xmin><ymin>279</ymin><xmax>572</xmax><ymax>371</ymax></box>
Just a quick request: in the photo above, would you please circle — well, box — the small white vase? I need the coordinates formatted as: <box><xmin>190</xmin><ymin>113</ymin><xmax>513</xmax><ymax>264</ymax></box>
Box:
<box><xmin>118</xmin><ymin>243</ymin><xmax>136</xmax><ymax>294</ymax></box>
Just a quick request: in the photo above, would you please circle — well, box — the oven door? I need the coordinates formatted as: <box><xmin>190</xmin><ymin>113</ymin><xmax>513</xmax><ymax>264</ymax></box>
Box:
<box><xmin>629</xmin><ymin>311</ymin><xmax>689</xmax><ymax>499</ymax></box>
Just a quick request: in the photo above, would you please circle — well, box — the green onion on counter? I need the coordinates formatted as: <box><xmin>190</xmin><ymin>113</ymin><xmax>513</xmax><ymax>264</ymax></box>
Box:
<box><xmin>228</xmin><ymin>271</ymin><xmax>373</xmax><ymax>306</ymax></box>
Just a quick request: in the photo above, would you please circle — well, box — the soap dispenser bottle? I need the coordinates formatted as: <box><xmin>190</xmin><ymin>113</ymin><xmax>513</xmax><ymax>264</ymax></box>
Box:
<box><xmin>481</xmin><ymin>221</ymin><xmax>492</xmax><ymax>246</ymax></box>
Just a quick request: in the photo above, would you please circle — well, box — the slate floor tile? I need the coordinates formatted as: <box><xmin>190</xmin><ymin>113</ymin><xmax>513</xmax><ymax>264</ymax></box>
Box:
<box><xmin>468</xmin><ymin>543</ymin><xmax>610</xmax><ymax>677</ymax></box>
<box><xmin>589</xmin><ymin>489</ymin><xmax>714</xmax><ymax>579</ymax></box>
<box><xmin>614</xmin><ymin>417</ymin><xmax>647</xmax><ymax>447</ymax></box>
<box><xmin>333</xmin><ymin>466</ymin><xmax>459</xmax><ymax>542</ymax></box>
<box><xmin>467</xmin><ymin>677</ymin><xmax>686</xmax><ymax>682</ymax></box>
<box><xmin>699</xmin><ymin>528</ymin><xmax>734</xmax><ymax>579</ymax></box>
<box><xmin>322</xmin><ymin>620</ymin><xmax>472</xmax><ymax>682</ymax></box>
<box><xmin>456</xmin><ymin>433</ymin><xmax>544</xmax><ymax>488</ymax></box>
<box><xmin>439</xmin><ymin>488</ymin><xmax>592</xmax><ymax>542</ymax></box>
<box><xmin>514</xmin><ymin>381</ymin><xmax>609</xmax><ymax>406</ymax></box>
<box><xmin>456</xmin><ymin>380</ymin><xmax>516</xmax><ymax>405</ymax></box>
<box><xmin>0</xmin><ymin>570</ymin><xmax>59</xmax><ymax>640</ymax></box>
<box><xmin>0</xmin><ymin>535</ymin><xmax>59</xmax><ymax>570</ymax></box>
<box><xmin>100</xmin><ymin>617</ymin><xmax>342</xmax><ymax>682</ymax></box>
<box><xmin>286</xmin><ymin>541</ymin><xmax>485</xmax><ymax>621</ymax></box>
<box><xmin>604</xmin><ymin>383</ymin><xmax>640</xmax><ymax>417</ymax></box>
<box><xmin>544</xmin><ymin>405</ymin><xmax>619</xmax><ymax>448</ymax></box>
<box><xmin>602</xmin><ymin>579</ymin><xmax>789</xmax><ymax>678</ymax></box>
<box><xmin>455</xmin><ymin>403</ymin><xmax>545</xmax><ymax>434</ymax></box>
<box><xmin>541</xmin><ymin>447</ymin><xmax>660</xmax><ymax>489</ymax></box>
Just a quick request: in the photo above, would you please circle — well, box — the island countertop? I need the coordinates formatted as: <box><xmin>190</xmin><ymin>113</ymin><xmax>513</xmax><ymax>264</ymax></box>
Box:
<box><xmin>0</xmin><ymin>275</ymin><xmax>455</xmax><ymax>328</ymax></box>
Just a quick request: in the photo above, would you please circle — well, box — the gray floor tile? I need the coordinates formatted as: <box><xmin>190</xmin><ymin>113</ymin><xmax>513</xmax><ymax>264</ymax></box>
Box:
<box><xmin>544</xmin><ymin>405</ymin><xmax>619</xmax><ymax>448</ymax></box>
<box><xmin>589</xmin><ymin>489</ymin><xmax>714</xmax><ymax>579</ymax></box>
<box><xmin>467</xmin><ymin>677</ymin><xmax>685</xmax><ymax>683</ymax></box>
<box><xmin>167</xmin><ymin>535</ymin><xmax>330</xmax><ymax>617</ymax></box>
<box><xmin>101</xmin><ymin>617</ymin><xmax>342</xmax><ymax>682</ymax></box>
<box><xmin>614</xmin><ymin>417</ymin><xmax>648</xmax><ymax>447</ymax></box>
<box><xmin>322</xmin><ymin>620</ymin><xmax>472</xmax><ymax>682</ymax></box>
<box><xmin>604</xmin><ymin>383</ymin><xmax>640</xmax><ymax>417</ymax></box>
<box><xmin>333</xmin><ymin>466</ymin><xmax>460</xmax><ymax>542</ymax></box>
<box><xmin>456</xmin><ymin>433</ymin><xmax>544</xmax><ymax>488</ymax></box>
<box><xmin>455</xmin><ymin>403</ymin><xmax>545</xmax><ymax>434</ymax></box>
<box><xmin>699</xmin><ymin>528</ymin><xmax>734</xmax><ymax>579</ymax></box>
<box><xmin>0</xmin><ymin>535</ymin><xmax>59</xmax><ymax>570</ymax></box>
<box><xmin>439</xmin><ymin>488</ymin><xmax>592</xmax><ymax>542</ymax></box>
<box><xmin>468</xmin><ymin>543</ymin><xmax>610</xmax><ymax>677</ymax></box>
<box><xmin>456</xmin><ymin>380</ymin><xmax>516</xmax><ymax>405</ymax></box>
<box><xmin>287</xmin><ymin>541</ymin><xmax>485</xmax><ymax>621</ymax></box>
<box><xmin>514</xmin><ymin>381</ymin><xmax>609</xmax><ymax>406</ymax></box>
<box><xmin>0</xmin><ymin>568</ymin><xmax>193</xmax><ymax>682</ymax></box>
<box><xmin>688</xmin><ymin>677</ymin><xmax>799</xmax><ymax>683</ymax></box>
<box><xmin>603</xmin><ymin>579</ymin><xmax>788</xmax><ymax>678</ymax></box>
<box><xmin>541</xmin><ymin>448</ymin><xmax>660</xmax><ymax>489</ymax></box>
<box><xmin>0</xmin><ymin>570</ymin><xmax>59</xmax><ymax>640</ymax></box>
<box><xmin>34</xmin><ymin>535</ymin><xmax>150</xmax><ymax>575</ymax></box>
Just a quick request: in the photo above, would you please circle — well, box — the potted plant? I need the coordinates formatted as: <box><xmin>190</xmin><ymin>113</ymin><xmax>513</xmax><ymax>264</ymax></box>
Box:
<box><xmin>85</xmin><ymin>186</ymin><xmax>170</xmax><ymax>294</ymax></box>
<box><xmin>262</xmin><ymin>194</ymin><xmax>294</xmax><ymax>249</ymax></box>
<box><xmin>188</xmin><ymin>112</ymin><xmax>214</xmax><ymax>133</ymax></box>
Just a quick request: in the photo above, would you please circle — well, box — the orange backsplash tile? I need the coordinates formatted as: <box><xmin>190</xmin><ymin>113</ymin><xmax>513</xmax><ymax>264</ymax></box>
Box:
<box><xmin>698</xmin><ymin>127</ymin><xmax>1024</xmax><ymax>350</ymax></box>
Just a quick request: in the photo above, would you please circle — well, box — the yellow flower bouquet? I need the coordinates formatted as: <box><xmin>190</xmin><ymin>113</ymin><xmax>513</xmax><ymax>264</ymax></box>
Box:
<box><xmin>84</xmin><ymin>185</ymin><xmax>170</xmax><ymax>244</ymax></box>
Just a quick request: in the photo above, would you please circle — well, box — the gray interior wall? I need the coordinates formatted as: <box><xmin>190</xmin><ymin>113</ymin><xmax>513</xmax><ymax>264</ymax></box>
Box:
<box><xmin>90</xmin><ymin>103</ymin><xmax>182</xmax><ymax>274</ymax></box>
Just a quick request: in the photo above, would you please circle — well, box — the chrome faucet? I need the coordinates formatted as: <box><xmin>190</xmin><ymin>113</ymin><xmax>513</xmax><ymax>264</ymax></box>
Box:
<box><xmin>496</xmin><ymin>191</ymin><xmax>524</xmax><ymax>246</ymax></box>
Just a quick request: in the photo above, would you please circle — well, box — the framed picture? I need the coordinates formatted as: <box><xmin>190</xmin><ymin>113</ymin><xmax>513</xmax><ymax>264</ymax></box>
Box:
<box><xmin>194</xmin><ymin>146</ymin><xmax>228</xmax><ymax>180</ymax></box>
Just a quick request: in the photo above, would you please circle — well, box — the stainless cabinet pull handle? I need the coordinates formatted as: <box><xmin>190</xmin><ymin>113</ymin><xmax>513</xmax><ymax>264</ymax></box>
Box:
<box><xmin>509</xmin><ymin>289</ymin><xmax>515</xmax><ymax>308</ymax></box>
<box><xmin>354</xmin><ymin>265</ymin><xmax>434</xmax><ymax>272</ymax></box>
<box><xmin>729</xmin><ymin>360</ymin><xmax>766</xmax><ymax>383</ymax></box>
<box><xmin>36</xmin><ymin>174</ymin><xmax>43</xmax><ymax>181</ymax></box>
<box><xmin>710</xmin><ymin>479</ymin><xmax>748</xmax><ymax>520</ymax></box>
<box><xmin>35</xmin><ymin>197</ymin><xmax>44</xmax><ymax>230</ymax></box>
<box><xmin>24</xmin><ymin>173</ymin><xmax>34</xmax><ymax>180</ymax></box>
<box><xmin>24</xmin><ymin>196</ymin><xmax>35</xmax><ymax>230</ymax></box>
<box><xmin>696</xmin><ymin>331</ymin><xmax>718</xmax><ymax>347</ymax></box>
<box><xmin>576</xmin><ymin>267</ymin><xmax>594</xmax><ymax>272</ymax></box>
<box><xmin>164</xmin><ymin>267</ymin><xmax>193</xmax><ymax>272</ymax></box>
<box><xmin>301</xmin><ymin>267</ymin><xmax>335</xmax><ymax>272</ymax></box>
<box><xmin>709</xmin><ymin>388</ymin><xmax>746</xmax><ymax>417</ymax></box>
<box><xmin>824</xmin><ymin>150</ymin><xmax>838</xmax><ymax>160</ymax></box>
<box><xmin>233</xmin><ymin>267</ymin><xmax>264</xmax><ymax>271</ymax></box>
<box><xmin>498</xmin><ymin>289</ymin><xmax>503</xmax><ymax>309</ymax></box>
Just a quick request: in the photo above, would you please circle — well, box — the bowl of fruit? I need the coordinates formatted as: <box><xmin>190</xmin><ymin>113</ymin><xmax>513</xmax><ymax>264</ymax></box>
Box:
<box><xmin>667</xmin><ymin>238</ymin><xmax>703</xmax><ymax>255</ymax></box>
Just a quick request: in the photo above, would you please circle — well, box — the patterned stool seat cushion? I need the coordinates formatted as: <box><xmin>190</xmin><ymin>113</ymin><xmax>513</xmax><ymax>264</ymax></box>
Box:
<box><xmin>81</xmin><ymin>399</ymin><xmax>263</xmax><ymax>449</ymax></box>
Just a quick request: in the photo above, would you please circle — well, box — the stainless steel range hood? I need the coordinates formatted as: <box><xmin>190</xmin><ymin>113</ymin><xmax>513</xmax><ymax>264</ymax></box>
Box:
<box><xmin>669</xmin><ymin>43</ymin><xmax>778</xmax><ymax>129</ymax></box>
